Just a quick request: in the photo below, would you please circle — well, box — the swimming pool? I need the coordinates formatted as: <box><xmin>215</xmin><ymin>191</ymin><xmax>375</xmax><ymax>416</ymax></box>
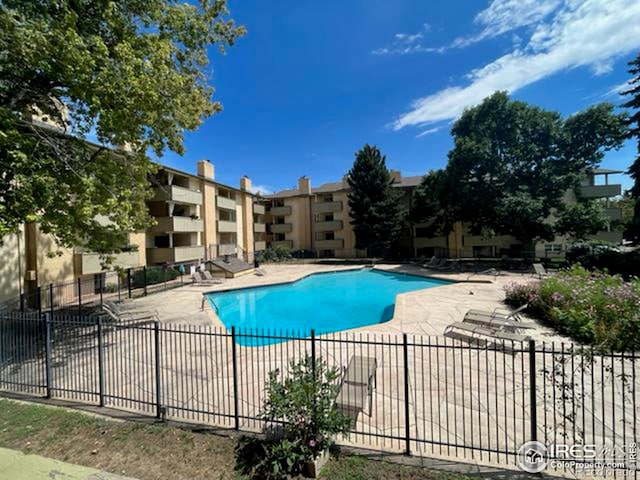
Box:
<box><xmin>207</xmin><ymin>269</ymin><xmax>451</xmax><ymax>344</ymax></box>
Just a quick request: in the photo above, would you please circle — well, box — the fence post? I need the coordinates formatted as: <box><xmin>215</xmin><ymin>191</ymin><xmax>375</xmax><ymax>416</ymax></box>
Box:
<box><xmin>529</xmin><ymin>339</ymin><xmax>537</xmax><ymax>442</ymax></box>
<box><xmin>154</xmin><ymin>320</ymin><xmax>162</xmax><ymax>419</ymax></box>
<box><xmin>127</xmin><ymin>268</ymin><xmax>132</xmax><ymax>299</ymax></box>
<box><xmin>77</xmin><ymin>277</ymin><xmax>82</xmax><ymax>316</ymax></box>
<box><xmin>403</xmin><ymin>333</ymin><xmax>411</xmax><ymax>456</ymax></box>
<box><xmin>36</xmin><ymin>286</ymin><xmax>42</xmax><ymax>317</ymax></box>
<box><xmin>44</xmin><ymin>313</ymin><xmax>52</xmax><ymax>399</ymax></box>
<box><xmin>231</xmin><ymin>326</ymin><xmax>239</xmax><ymax>431</ymax></box>
<box><xmin>143</xmin><ymin>266</ymin><xmax>148</xmax><ymax>296</ymax></box>
<box><xmin>99</xmin><ymin>274</ymin><xmax>103</xmax><ymax>308</ymax></box>
<box><xmin>117</xmin><ymin>273</ymin><xmax>121</xmax><ymax>302</ymax></box>
<box><xmin>20</xmin><ymin>293</ymin><xmax>24</xmax><ymax>312</ymax></box>
<box><xmin>49</xmin><ymin>284</ymin><xmax>54</xmax><ymax>318</ymax></box>
<box><xmin>97</xmin><ymin>316</ymin><xmax>105</xmax><ymax>407</ymax></box>
<box><xmin>310</xmin><ymin>329</ymin><xmax>316</xmax><ymax>377</ymax></box>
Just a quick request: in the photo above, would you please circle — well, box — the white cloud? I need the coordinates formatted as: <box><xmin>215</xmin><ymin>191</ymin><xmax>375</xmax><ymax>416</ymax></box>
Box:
<box><xmin>372</xmin><ymin>23</ymin><xmax>440</xmax><ymax>56</ymax></box>
<box><xmin>416</xmin><ymin>127</ymin><xmax>441</xmax><ymax>138</ymax></box>
<box><xmin>251</xmin><ymin>184</ymin><xmax>273</xmax><ymax>195</ymax></box>
<box><xmin>604</xmin><ymin>81</ymin><xmax>631</xmax><ymax>98</ymax></box>
<box><xmin>392</xmin><ymin>0</ymin><xmax>640</xmax><ymax>130</ymax></box>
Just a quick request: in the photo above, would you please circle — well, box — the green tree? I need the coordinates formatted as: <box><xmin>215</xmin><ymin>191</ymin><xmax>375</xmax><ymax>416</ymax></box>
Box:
<box><xmin>0</xmin><ymin>0</ymin><xmax>244</xmax><ymax>253</ymax></box>
<box><xmin>443</xmin><ymin>92</ymin><xmax>627</xmax><ymax>253</ymax></box>
<box><xmin>347</xmin><ymin>145</ymin><xmax>406</xmax><ymax>256</ymax></box>
<box><xmin>555</xmin><ymin>201</ymin><xmax>609</xmax><ymax>241</ymax></box>
<box><xmin>622</xmin><ymin>52</ymin><xmax>640</xmax><ymax>244</ymax></box>
<box><xmin>410</xmin><ymin>169</ymin><xmax>457</xmax><ymax>248</ymax></box>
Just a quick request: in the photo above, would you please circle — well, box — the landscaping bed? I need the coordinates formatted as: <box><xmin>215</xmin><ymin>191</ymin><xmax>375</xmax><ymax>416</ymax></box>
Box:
<box><xmin>0</xmin><ymin>399</ymin><xmax>476</xmax><ymax>480</ymax></box>
<box><xmin>505</xmin><ymin>265</ymin><xmax>640</xmax><ymax>351</ymax></box>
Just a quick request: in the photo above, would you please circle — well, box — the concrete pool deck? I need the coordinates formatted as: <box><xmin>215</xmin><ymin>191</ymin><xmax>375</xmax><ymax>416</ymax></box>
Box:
<box><xmin>125</xmin><ymin>262</ymin><xmax>567</xmax><ymax>343</ymax></box>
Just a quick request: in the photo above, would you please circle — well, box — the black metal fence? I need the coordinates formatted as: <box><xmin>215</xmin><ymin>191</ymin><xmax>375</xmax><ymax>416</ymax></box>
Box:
<box><xmin>1</xmin><ymin>312</ymin><xmax>638</xmax><ymax>477</ymax></box>
<box><xmin>0</xmin><ymin>264</ymin><xmax>191</xmax><ymax>316</ymax></box>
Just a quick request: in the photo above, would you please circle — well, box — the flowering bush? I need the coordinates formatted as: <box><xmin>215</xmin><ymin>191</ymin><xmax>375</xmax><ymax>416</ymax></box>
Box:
<box><xmin>242</xmin><ymin>355</ymin><xmax>351</xmax><ymax>479</ymax></box>
<box><xmin>504</xmin><ymin>265</ymin><xmax>640</xmax><ymax>351</ymax></box>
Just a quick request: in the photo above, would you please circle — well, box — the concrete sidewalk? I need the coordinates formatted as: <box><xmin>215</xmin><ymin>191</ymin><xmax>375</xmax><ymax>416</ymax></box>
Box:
<box><xmin>0</xmin><ymin>447</ymin><xmax>136</xmax><ymax>480</ymax></box>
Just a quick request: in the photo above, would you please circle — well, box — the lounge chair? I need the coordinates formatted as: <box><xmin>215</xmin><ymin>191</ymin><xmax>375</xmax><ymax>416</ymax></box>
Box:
<box><xmin>444</xmin><ymin>321</ymin><xmax>531</xmax><ymax>349</ymax></box>
<box><xmin>102</xmin><ymin>300</ymin><xmax>158</xmax><ymax>322</ymax></box>
<box><xmin>465</xmin><ymin>303</ymin><xmax>529</xmax><ymax>322</ymax></box>
<box><xmin>200</xmin><ymin>270</ymin><xmax>223</xmax><ymax>283</ymax></box>
<box><xmin>336</xmin><ymin>355</ymin><xmax>377</xmax><ymax>420</ymax></box>
<box><xmin>532</xmin><ymin>263</ymin><xmax>549</xmax><ymax>278</ymax></box>
<box><xmin>422</xmin><ymin>256</ymin><xmax>438</xmax><ymax>268</ymax></box>
<box><xmin>463</xmin><ymin>313</ymin><xmax>535</xmax><ymax>333</ymax></box>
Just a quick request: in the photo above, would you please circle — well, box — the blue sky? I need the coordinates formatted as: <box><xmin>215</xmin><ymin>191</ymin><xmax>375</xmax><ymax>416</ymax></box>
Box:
<box><xmin>156</xmin><ymin>0</ymin><xmax>640</xmax><ymax>193</ymax></box>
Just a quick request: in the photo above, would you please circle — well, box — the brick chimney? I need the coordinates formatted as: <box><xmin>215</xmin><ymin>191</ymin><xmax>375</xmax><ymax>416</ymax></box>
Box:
<box><xmin>240</xmin><ymin>176</ymin><xmax>252</xmax><ymax>192</ymax></box>
<box><xmin>197</xmin><ymin>159</ymin><xmax>215</xmax><ymax>179</ymax></box>
<box><xmin>298</xmin><ymin>176</ymin><xmax>311</xmax><ymax>195</ymax></box>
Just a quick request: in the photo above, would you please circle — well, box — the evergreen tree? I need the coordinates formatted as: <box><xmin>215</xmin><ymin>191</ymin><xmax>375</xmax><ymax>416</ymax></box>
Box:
<box><xmin>347</xmin><ymin>145</ymin><xmax>406</xmax><ymax>256</ymax></box>
<box><xmin>622</xmin><ymin>52</ymin><xmax>640</xmax><ymax>244</ymax></box>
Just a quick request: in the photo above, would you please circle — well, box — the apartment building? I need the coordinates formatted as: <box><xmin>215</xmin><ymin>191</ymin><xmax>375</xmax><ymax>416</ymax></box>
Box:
<box><xmin>263</xmin><ymin>168</ymin><xmax>624</xmax><ymax>259</ymax></box>
<box><xmin>0</xmin><ymin>157</ymin><xmax>267</xmax><ymax>303</ymax></box>
<box><xmin>261</xmin><ymin>172</ymin><xmax>421</xmax><ymax>257</ymax></box>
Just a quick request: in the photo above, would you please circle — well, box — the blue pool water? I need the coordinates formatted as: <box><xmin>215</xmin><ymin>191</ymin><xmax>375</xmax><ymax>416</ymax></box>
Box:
<box><xmin>207</xmin><ymin>269</ymin><xmax>450</xmax><ymax>344</ymax></box>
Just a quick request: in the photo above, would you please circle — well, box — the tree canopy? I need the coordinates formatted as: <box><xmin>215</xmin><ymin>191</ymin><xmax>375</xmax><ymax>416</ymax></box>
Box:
<box><xmin>347</xmin><ymin>145</ymin><xmax>406</xmax><ymax>256</ymax></box>
<box><xmin>0</xmin><ymin>0</ymin><xmax>244</xmax><ymax>252</ymax></box>
<box><xmin>415</xmin><ymin>92</ymin><xmax>627</xmax><ymax>252</ymax></box>
<box><xmin>622</xmin><ymin>52</ymin><xmax>640</xmax><ymax>244</ymax></box>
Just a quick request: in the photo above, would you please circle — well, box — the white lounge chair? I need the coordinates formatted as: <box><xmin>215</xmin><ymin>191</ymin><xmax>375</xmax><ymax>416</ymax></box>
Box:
<box><xmin>336</xmin><ymin>355</ymin><xmax>377</xmax><ymax>419</ymax></box>
<box><xmin>532</xmin><ymin>263</ymin><xmax>549</xmax><ymax>278</ymax></box>
<box><xmin>102</xmin><ymin>300</ymin><xmax>158</xmax><ymax>322</ymax></box>
<box><xmin>465</xmin><ymin>304</ymin><xmax>529</xmax><ymax>322</ymax></box>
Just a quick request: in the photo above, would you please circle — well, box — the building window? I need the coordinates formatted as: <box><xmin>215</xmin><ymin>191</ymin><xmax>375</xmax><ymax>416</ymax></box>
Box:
<box><xmin>544</xmin><ymin>244</ymin><xmax>563</xmax><ymax>256</ymax></box>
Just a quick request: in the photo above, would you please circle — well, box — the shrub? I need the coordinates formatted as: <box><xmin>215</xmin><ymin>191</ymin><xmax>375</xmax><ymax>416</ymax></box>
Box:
<box><xmin>565</xmin><ymin>242</ymin><xmax>640</xmax><ymax>280</ymax></box>
<box><xmin>240</xmin><ymin>355</ymin><xmax>351</xmax><ymax>479</ymax></box>
<box><xmin>257</xmin><ymin>246</ymin><xmax>293</xmax><ymax>263</ymax></box>
<box><xmin>131</xmin><ymin>266</ymin><xmax>180</xmax><ymax>288</ymax></box>
<box><xmin>504</xmin><ymin>265</ymin><xmax>640</xmax><ymax>351</ymax></box>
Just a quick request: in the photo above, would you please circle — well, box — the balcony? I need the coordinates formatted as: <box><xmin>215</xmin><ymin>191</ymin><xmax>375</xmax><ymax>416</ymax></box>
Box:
<box><xmin>270</xmin><ymin>205</ymin><xmax>291</xmax><ymax>216</ymax></box>
<box><xmin>315</xmin><ymin>220</ymin><xmax>343</xmax><ymax>232</ymax></box>
<box><xmin>150</xmin><ymin>216</ymin><xmax>204</xmax><ymax>233</ymax></box>
<box><xmin>254</xmin><ymin>203</ymin><xmax>266</xmax><ymax>215</ymax></box>
<box><xmin>315</xmin><ymin>238</ymin><xmax>344</xmax><ymax>249</ymax></box>
<box><xmin>153</xmin><ymin>185</ymin><xmax>202</xmax><ymax>205</ymax></box>
<box><xmin>578</xmin><ymin>184</ymin><xmax>622</xmax><ymax>199</ymax></box>
<box><xmin>74</xmin><ymin>251</ymin><xmax>140</xmax><ymax>275</ymax></box>
<box><xmin>605</xmin><ymin>207</ymin><xmax>622</xmax><ymax>222</ymax></box>
<box><xmin>217</xmin><ymin>195</ymin><xmax>236</xmax><ymax>210</ymax></box>
<box><xmin>217</xmin><ymin>219</ymin><xmax>237</xmax><ymax>233</ymax></box>
<box><xmin>255</xmin><ymin>241</ymin><xmax>266</xmax><ymax>251</ymax></box>
<box><xmin>254</xmin><ymin>223</ymin><xmax>266</xmax><ymax>233</ymax></box>
<box><xmin>270</xmin><ymin>240</ymin><xmax>293</xmax><ymax>249</ymax></box>
<box><xmin>146</xmin><ymin>245</ymin><xmax>205</xmax><ymax>264</ymax></box>
<box><xmin>271</xmin><ymin>223</ymin><xmax>293</xmax><ymax>234</ymax></box>
<box><xmin>312</xmin><ymin>201</ymin><xmax>342</xmax><ymax>214</ymax></box>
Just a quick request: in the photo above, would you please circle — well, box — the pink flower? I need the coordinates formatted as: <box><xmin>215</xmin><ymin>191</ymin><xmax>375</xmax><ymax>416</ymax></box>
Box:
<box><xmin>309</xmin><ymin>440</ymin><xmax>316</xmax><ymax>448</ymax></box>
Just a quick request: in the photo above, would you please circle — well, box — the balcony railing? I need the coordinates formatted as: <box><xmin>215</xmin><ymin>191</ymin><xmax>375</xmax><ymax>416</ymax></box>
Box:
<box><xmin>270</xmin><ymin>240</ymin><xmax>293</xmax><ymax>249</ymax></box>
<box><xmin>312</xmin><ymin>201</ymin><xmax>342</xmax><ymax>214</ymax></box>
<box><xmin>150</xmin><ymin>216</ymin><xmax>204</xmax><ymax>233</ymax></box>
<box><xmin>253</xmin><ymin>203</ymin><xmax>266</xmax><ymax>215</ymax></box>
<box><xmin>74</xmin><ymin>251</ymin><xmax>140</xmax><ymax>275</ymax></box>
<box><xmin>254</xmin><ymin>223</ymin><xmax>266</xmax><ymax>233</ymax></box>
<box><xmin>255</xmin><ymin>241</ymin><xmax>266</xmax><ymax>251</ymax></box>
<box><xmin>270</xmin><ymin>223</ymin><xmax>293</xmax><ymax>234</ymax></box>
<box><xmin>218</xmin><ymin>244</ymin><xmax>237</xmax><ymax>256</ymax></box>
<box><xmin>315</xmin><ymin>238</ymin><xmax>344</xmax><ymax>249</ymax></box>
<box><xmin>217</xmin><ymin>195</ymin><xmax>236</xmax><ymax>211</ymax></box>
<box><xmin>153</xmin><ymin>185</ymin><xmax>202</xmax><ymax>205</ymax></box>
<box><xmin>146</xmin><ymin>245</ymin><xmax>205</xmax><ymax>264</ymax></box>
<box><xmin>217</xmin><ymin>220</ymin><xmax>237</xmax><ymax>233</ymax></box>
<box><xmin>578</xmin><ymin>184</ymin><xmax>622</xmax><ymax>199</ymax></box>
<box><xmin>314</xmin><ymin>220</ymin><xmax>343</xmax><ymax>232</ymax></box>
<box><xmin>270</xmin><ymin>205</ymin><xmax>291</xmax><ymax>216</ymax></box>
<box><xmin>605</xmin><ymin>207</ymin><xmax>622</xmax><ymax>222</ymax></box>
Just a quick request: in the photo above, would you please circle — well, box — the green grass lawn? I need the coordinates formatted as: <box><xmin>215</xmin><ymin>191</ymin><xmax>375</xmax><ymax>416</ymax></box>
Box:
<box><xmin>0</xmin><ymin>398</ymin><xmax>476</xmax><ymax>480</ymax></box>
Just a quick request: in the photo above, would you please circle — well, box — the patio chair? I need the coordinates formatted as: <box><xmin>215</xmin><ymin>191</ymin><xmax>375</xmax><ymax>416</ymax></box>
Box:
<box><xmin>462</xmin><ymin>312</ymin><xmax>535</xmax><ymax>333</ymax></box>
<box><xmin>102</xmin><ymin>301</ymin><xmax>158</xmax><ymax>322</ymax></box>
<box><xmin>465</xmin><ymin>303</ymin><xmax>528</xmax><ymax>322</ymax></box>
<box><xmin>422</xmin><ymin>256</ymin><xmax>438</xmax><ymax>268</ymax></box>
<box><xmin>336</xmin><ymin>355</ymin><xmax>377</xmax><ymax>420</ymax></box>
<box><xmin>200</xmin><ymin>270</ymin><xmax>223</xmax><ymax>284</ymax></box>
<box><xmin>444</xmin><ymin>321</ymin><xmax>531</xmax><ymax>350</ymax></box>
<box><xmin>532</xmin><ymin>263</ymin><xmax>549</xmax><ymax>278</ymax></box>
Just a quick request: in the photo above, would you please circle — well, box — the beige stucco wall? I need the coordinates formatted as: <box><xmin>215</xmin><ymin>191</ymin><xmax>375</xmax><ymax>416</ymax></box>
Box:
<box><xmin>285</xmin><ymin>196</ymin><xmax>312</xmax><ymax>250</ymax></box>
<box><xmin>240</xmin><ymin>192</ymin><xmax>255</xmax><ymax>262</ymax></box>
<box><xmin>0</xmin><ymin>227</ymin><xmax>26</xmax><ymax>302</ymax></box>
<box><xmin>202</xmin><ymin>181</ymin><xmax>217</xmax><ymax>257</ymax></box>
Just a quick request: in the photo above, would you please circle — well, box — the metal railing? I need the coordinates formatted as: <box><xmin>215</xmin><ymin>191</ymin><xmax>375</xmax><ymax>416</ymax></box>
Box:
<box><xmin>1</xmin><ymin>313</ymin><xmax>638</xmax><ymax>476</ymax></box>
